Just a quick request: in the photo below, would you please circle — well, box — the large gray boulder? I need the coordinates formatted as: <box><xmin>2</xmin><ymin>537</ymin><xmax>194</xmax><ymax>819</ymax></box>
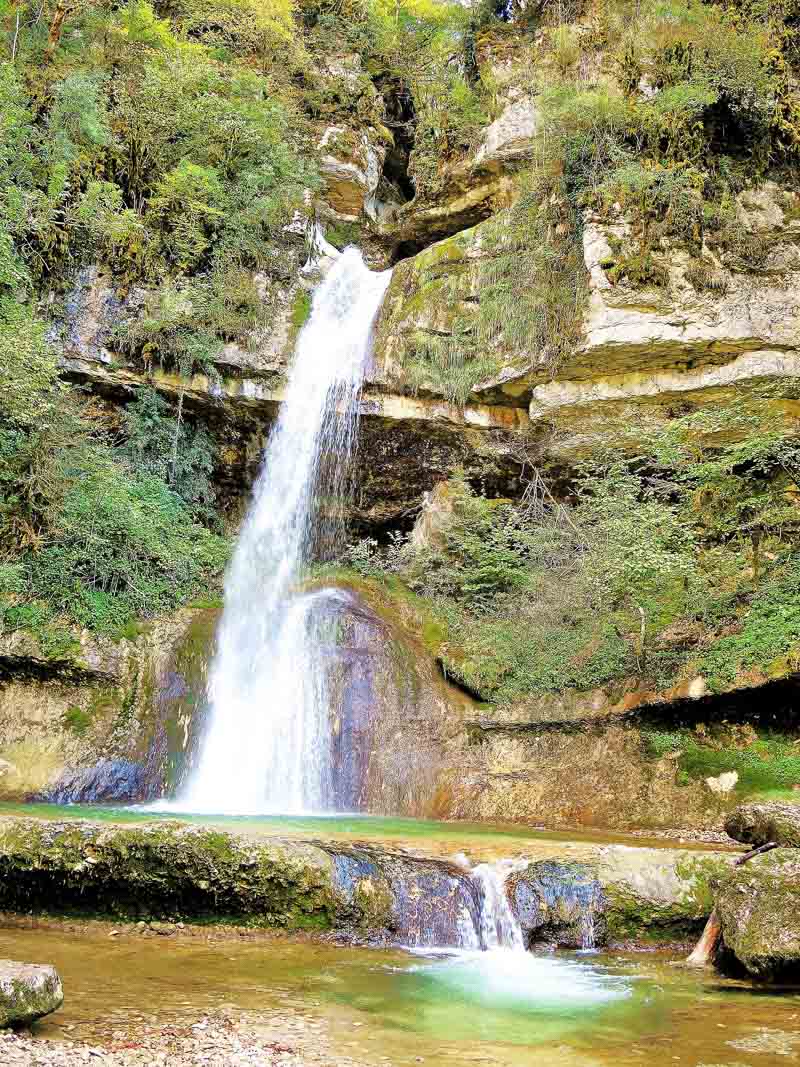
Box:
<box><xmin>0</xmin><ymin>960</ymin><xmax>63</xmax><ymax>1027</ymax></box>
<box><xmin>725</xmin><ymin>802</ymin><xmax>800</xmax><ymax>848</ymax></box>
<box><xmin>716</xmin><ymin>849</ymin><xmax>800</xmax><ymax>979</ymax></box>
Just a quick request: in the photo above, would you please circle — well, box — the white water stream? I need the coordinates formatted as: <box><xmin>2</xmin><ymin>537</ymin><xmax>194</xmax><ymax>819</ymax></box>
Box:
<box><xmin>180</xmin><ymin>248</ymin><xmax>391</xmax><ymax>814</ymax></box>
<box><xmin>413</xmin><ymin>859</ymin><xmax>622</xmax><ymax>1010</ymax></box>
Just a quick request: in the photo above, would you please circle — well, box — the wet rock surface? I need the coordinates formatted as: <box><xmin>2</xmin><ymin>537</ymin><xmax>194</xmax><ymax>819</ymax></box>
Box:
<box><xmin>0</xmin><ymin>815</ymin><xmax>735</xmax><ymax>949</ymax></box>
<box><xmin>511</xmin><ymin>848</ymin><xmax>734</xmax><ymax>948</ymax></box>
<box><xmin>0</xmin><ymin>959</ymin><xmax>63</xmax><ymax>1028</ymax></box>
<box><xmin>725</xmin><ymin>802</ymin><xmax>800</xmax><ymax>849</ymax></box>
<box><xmin>508</xmin><ymin>861</ymin><xmax>603</xmax><ymax>949</ymax></box>
<box><xmin>43</xmin><ymin>761</ymin><xmax>147</xmax><ymax>805</ymax></box>
<box><xmin>716</xmin><ymin>848</ymin><xmax>800</xmax><ymax>979</ymax></box>
<box><xmin>0</xmin><ymin>817</ymin><xmax>485</xmax><ymax>944</ymax></box>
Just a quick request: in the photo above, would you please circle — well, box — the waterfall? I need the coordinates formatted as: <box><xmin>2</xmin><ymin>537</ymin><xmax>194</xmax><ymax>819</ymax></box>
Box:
<box><xmin>181</xmin><ymin>248</ymin><xmax>392</xmax><ymax>814</ymax></box>
<box><xmin>434</xmin><ymin>856</ymin><xmax>527</xmax><ymax>953</ymax></box>
<box><xmin>471</xmin><ymin>861</ymin><xmax>527</xmax><ymax>951</ymax></box>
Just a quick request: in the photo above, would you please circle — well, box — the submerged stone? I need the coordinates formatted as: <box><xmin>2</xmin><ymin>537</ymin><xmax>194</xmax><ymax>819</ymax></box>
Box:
<box><xmin>716</xmin><ymin>849</ymin><xmax>800</xmax><ymax>980</ymax></box>
<box><xmin>725</xmin><ymin>802</ymin><xmax>800</xmax><ymax>849</ymax></box>
<box><xmin>0</xmin><ymin>960</ymin><xmax>63</xmax><ymax>1027</ymax></box>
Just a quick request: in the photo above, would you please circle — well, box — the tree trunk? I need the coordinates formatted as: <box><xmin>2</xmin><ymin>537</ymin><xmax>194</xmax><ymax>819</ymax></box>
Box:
<box><xmin>44</xmin><ymin>1</ymin><xmax>72</xmax><ymax>62</ymax></box>
<box><xmin>686</xmin><ymin>909</ymin><xmax>722</xmax><ymax>967</ymax></box>
<box><xmin>685</xmin><ymin>841</ymin><xmax>778</xmax><ymax>967</ymax></box>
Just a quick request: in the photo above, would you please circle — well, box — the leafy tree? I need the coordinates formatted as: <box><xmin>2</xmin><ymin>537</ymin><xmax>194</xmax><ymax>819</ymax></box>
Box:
<box><xmin>120</xmin><ymin>386</ymin><xmax>217</xmax><ymax>522</ymax></box>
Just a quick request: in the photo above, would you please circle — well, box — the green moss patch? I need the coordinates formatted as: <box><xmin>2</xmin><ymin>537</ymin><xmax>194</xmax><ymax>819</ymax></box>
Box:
<box><xmin>0</xmin><ymin>818</ymin><xmax>339</xmax><ymax>928</ymax></box>
<box><xmin>643</xmin><ymin>728</ymin><xmax>800</xmax><ymax>796</ymax></box>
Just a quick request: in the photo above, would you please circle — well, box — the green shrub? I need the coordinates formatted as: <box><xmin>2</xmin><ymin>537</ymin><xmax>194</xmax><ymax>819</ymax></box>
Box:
<box><xmin>698</xmin><ymin>565</ymin><xmax>800</xmax><ymax>691</ymax></box>
<box><xmin>1</xmin><ymin>382</ymin><xmax>229</xmax><ymax>636</ymax></box>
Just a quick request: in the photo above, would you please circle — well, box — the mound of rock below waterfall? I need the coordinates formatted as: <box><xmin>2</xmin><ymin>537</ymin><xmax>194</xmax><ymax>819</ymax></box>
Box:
<box><xmin>0</xmin><ymin>814</ymin><xmax>735</xmax><ymax>949</ymax></box>
<box><xmin>0</xmin><ymin>960</ymin><xmax>63</xmax><ymax>1027</ymax></box>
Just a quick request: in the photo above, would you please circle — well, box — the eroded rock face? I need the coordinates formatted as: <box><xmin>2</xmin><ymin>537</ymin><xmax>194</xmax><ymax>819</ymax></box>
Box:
<box><xmin>0</xmin><ymin>816</ymin><xmax>477</xmax><ymax>945</ymax></box>
<box><xmin>717</xmin><ymin>849</ymin><xmax>800</xmax><ymax>979</ymax></box>
<box><xmin>725</xmin><ymin>803</ymin><xmax>800</xmax><ymax>849</ymax></box>
<box><xmin>0</xmin><ymin>815</ymin><xmax>733</xmax><ymax>947</ymax></box>
<box><xmin>371</xmin><ymin>179</ymin><xmax>800</xmax><ymax>465</ymax></box>
<box><xmin>318</xmin><ymin>126</ymin><xmax>386</xmax><ymax>220</ymax></box>
<box><xmin>0</xmin><ymin>608</ymin><xmax>216</xmax><ymax>803</ymax></box>
<box><xmin>509</xmin><ymin>847</ymin><xmax>732</xmax><ymax>948</ymax></box>
<box><xmin>528</xmin><ymin>183</ymin><xmax>800</xmax><ymax>457</ymax></box>
<box><xmin>302</xmin><ymin>584</ymin><xmax>475</xmax><ymax>816</ymax></box>
<box><xmin>474</xmin><ymin>95</ymin><xmax>538</xmax><ymax>173</ymax></box>
<box><xmin>0</xmin><ymin>960</ymin><xmax>63</xmax><ymax>1028</ymax></box>
<box><xmin>509</xmin><ymin>861</ymin><xmax>604</xmax><ymax>948</ymax></box>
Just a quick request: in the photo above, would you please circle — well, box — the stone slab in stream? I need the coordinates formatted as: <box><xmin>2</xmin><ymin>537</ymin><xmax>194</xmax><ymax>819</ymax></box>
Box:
<box><xmin>725</xmin><ymin>801</ymin><xmax>800</xmax><ymax>848</ymax></box>
<box><xmin>0</xmin><ymin>815</ymin><xmax>736</xmax><ymax>948</ymax></box>
<box><xmin>0</xmin><ymin>959</ymin><xmax>63</xmax><ymax>1027</ymax></box>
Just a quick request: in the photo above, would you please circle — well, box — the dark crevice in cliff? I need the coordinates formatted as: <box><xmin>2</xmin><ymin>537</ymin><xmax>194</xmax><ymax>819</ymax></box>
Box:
<box><xmin>436</xmin><ymin>660</ymin><xmax>486</xmax><ymax>703</ymax></box>
<box><xmin>377</xmin><ymin>77</ymin><xmax>417</xmax><ymax>205</ymax></box>
<box><xmin>387</xmin><ymin>200</ymin><xmax>497</xmax><ymax>265</ymax></box>
<box><xmin>464</xmin><ymin>676</ymin><xmax>800</xmax><ymax>738</ymax></box>
<box><xmin>0</xmin><ymin>654</ymin><xmax>114</xmax><ymax>686</ymax></box>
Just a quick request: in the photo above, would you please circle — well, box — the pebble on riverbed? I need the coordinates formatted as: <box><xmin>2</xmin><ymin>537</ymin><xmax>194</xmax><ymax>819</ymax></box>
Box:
<box><xmin>0</xmin><ymin>1011</ymin><xmax>369</xmax><ymax>1067</ymax></box>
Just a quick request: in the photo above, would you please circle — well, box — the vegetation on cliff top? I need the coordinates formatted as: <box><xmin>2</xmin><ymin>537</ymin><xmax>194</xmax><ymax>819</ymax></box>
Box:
<box><xmin>405</xmin><ymin>0</ymin><xmax>800</xmax><ymax>397</ymax></box>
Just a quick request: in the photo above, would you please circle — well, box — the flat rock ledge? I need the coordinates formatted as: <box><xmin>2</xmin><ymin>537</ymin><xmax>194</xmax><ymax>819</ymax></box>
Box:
<box><xmin>0</xmin><ymin>816</ymin><xmax>734</xmax><ymax>948</ymax></box>
<box><xmin>0</xmin><ymin>959</ymin><xmax>63</xmax><ymax>1028</ymax></box>
<box><xmin>725</xmin><ymin>802</ymin><xmax>800</xmax><ymax>849</ymax></box>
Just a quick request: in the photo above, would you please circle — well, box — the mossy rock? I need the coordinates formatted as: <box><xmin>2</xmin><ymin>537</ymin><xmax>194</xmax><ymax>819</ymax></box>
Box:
<box><xmin>0</xmin><ymin>818</ymin><xmax>339</xmax><ymax>929</ymax></box>
<box><xmin>0</xmin><ymin>960</ymin><xmax>63</xmax><ymax>1027</ymax></box>
<box><xmin>725</xmin><ymin>802</ymin><xmax>800</xmax><ymax>848</ymax></box>
<box><xmin>512</xmin><ymin>849</ymin><xmax>735</xmax><ymax>947</ymax></box>
<box><xmin>598</xmin><ymin>849</ymin><xmax>735</xmax><ymax>944</ymax></box>
<box><xmin>509</xmin><ymin>861</ymin><xmax>604</xmax><ymax>948</ymax></box>
<box><xmin>0</xmin><ymin>817</ymin><xmax>482</xmax><ymax>942</ymax></box>
<box><xmin>717</xmin><ymin>849</ymin><xmax>800</xmax><ymax>979</ymax></box>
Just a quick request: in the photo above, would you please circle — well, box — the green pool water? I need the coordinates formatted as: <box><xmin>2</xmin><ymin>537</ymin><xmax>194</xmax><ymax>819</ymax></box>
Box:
<box><xmin>0</xmin><ymin>923</ymin><xmax>797</xmax><ymax>1067</ymax></box>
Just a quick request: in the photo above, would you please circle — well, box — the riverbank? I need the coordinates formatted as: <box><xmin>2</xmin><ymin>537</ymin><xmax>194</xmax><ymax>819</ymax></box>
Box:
<box><xmin>0</xmin><ymin>1009</ymin><xmax>368</xmax><ymax>1067</ymax></box>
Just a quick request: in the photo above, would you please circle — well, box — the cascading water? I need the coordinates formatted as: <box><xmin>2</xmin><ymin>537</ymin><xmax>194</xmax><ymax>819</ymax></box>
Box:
<box><xmin>407</xmin><ymin>859</ymin><xmax>624</xmax><ymax>1012</ymax></box>
<box><xmin>470</xmin><ymin>860</ymin><xmax>527</xmax><ymax>952</ymax></box>
<box><xmin>180</xmin><ymin>248</ymin><xmax>392</xmax><ymax>815</ymax></box>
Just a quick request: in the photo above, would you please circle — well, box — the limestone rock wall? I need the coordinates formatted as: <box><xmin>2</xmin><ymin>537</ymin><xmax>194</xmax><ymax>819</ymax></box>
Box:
<box><xmin>0</xmin><ymin>609</ymin><xmax>215</xmax><ymax>803</ymax></box>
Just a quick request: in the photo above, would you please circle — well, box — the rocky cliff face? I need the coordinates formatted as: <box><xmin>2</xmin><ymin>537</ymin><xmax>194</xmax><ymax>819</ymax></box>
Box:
<box><xmin>0</xmin><ymin>609</ymin><xmax>214</xmax><ymax>803</ymax></box>
<box><xmin>4</xmin><ymin>574</ymin><xmax>790</xmax><ymax>831</ymax></box>
<box><xmin>7</xmin><ymin>9</ymin><xmax>800</xmax><ymax>833</ymax></box>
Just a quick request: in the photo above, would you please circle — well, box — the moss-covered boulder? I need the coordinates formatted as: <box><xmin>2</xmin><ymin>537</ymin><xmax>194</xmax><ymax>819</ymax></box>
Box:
<box><xmin>0</xmin><ymin>960</ymin><xmax>63</xmax><ymax>1028</ymax></box>
<box><xmin>510</xmin><ymin>848</ymin><xmax>734</xmax><ymax>948</ymax></box>
<box><xmin>0</xmin><ymin>818</ymin><xmax>340</xmax><ymax>929</ymax></box>
<box><xmin>595</xmin><ymin>849</ymin><xmax>734</xmax><ymax>945</ymax></box>
<box><xmin>725</xmin><ymin>802</ymin><xmax>800</xmax><ymax>849</ymax></box>
<box><xmin>0</xmin><ymin>817</ymin><xmax>478</xmax><ymax>943</ymax></box>
<box><xmin>716</xmin><ymin>849</ymin><xmax>800</xmax><ymax>979</ymax></box>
